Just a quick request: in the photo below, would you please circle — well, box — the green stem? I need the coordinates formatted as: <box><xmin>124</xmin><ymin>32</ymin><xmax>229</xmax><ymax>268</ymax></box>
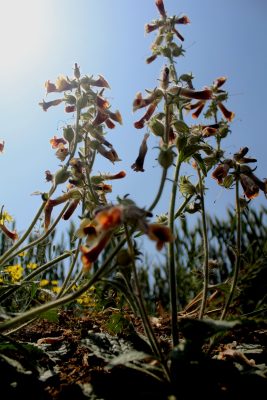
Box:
<box><xmin>197</xmin><ymin>167</ymin><xmax>209</xmax><ymax>319</ymax></box>
<box><xmin>0</xmin><ymin>200</ymin><xmax>48</xmax><ymax>267</ymax></box>
<box><xmin>148</xmin><ymin>168</ymin><xmax>168</xmax><ymax>212</ymax></box>
<box><xmin>0</xmin><ymin>250</ymin><xmax>76</xmax><ymax>304</ymax></box>
<box><xmin>56</xmin><ymin>239</ymin><xmax>82</xmax><ymax>298</ymax></box>
<box><xmin>0</xmin><ymin>235</ymin><xmax>126</xmax><ymax>333</ymax></box>
<box><xmin>174</xmin><ymin>194</ymin><xmax>193</xmax><ymax>220</ymax></box>
<box><xmin>168</xmin><ymin>157</ymin><xmax>182</xmax><ymax>347</ymax></box>
<box><xmin>1</xmin><ymin>203</ymin><xmax>69</xmax><ymax>267</ymax></box>
<box><xmin>124</xmin><ymin>224</ymin><xmax>171</xmax><ymax>382</ymax></box>
<box><xmin>220</xmin><ymin>174</ymin><xmax>241</xmax><ymax>320</ymax></box>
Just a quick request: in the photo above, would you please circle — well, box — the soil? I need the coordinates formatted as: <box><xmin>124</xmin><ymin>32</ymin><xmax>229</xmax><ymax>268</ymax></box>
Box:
<box><xmin>0</xmin><ymin>308</ymin><xmax>266</xmax><ymax>400</ymax></box>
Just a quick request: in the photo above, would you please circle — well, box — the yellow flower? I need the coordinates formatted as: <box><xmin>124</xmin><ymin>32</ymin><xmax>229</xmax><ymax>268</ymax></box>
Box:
<box><xmin>0</xmin><ymin>211</ymin><xmax>13</xmax><ymax>225</ymax></box>
<box><xmin>76</xmin><ymin>290</ymin><xmax>95</xmax><ymax>306</ymax></box>
<box><xmin>51</xmin><ymin>280</ymin><xmax>58</xmax><ymax>286</ymax></box>
<box><xmin>52</xmin><ymin>286</ymin><xmax>61</xmax><ymax>294</ymax></box>
<box><xmin>19</xmin><ymin>251</ymin><xmax>28</xmax><ymax>257</ymax></box>
<box><xmin>0</xmin><ymin>276</ymin><xmax>4</xmax><ymax>284</ymax></box>
<box><xmin>5</xmin><ymin>264</ymin><xmax>23</xmax><ymax>282</ymax></box>
<box><xmin>39</xmin><ymin>279</ymin><xmax>49</xmax><ymax>287</ymax></box>
<box><xmin>27</xmin><ymin>262</ymin><xmax>37</xmax><ymax>270</ymax></box>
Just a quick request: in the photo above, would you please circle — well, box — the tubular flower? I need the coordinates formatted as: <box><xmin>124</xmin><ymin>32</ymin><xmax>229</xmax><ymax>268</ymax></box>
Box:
<box><xmin>146</xmin><ymin>223</ymin><xmax>174</xmax><ymax>250</ymax></box>
<box><xmin>102</xmin><ymin>171</ymin><xmax>127</xmax><ymax>181</ymax></box>
<box><xmin>86</xmin><ymin>75</ymin><xmax>110</xmax><ymax>89</ymax></box>
<box><xmin>146</xmin><ymin>0</ymin><xmax>190</xmax><ymax>42</ymax></box>
<box><xmin>239</xmin><ymin>165</ymin><xmax>267</xmax><ymax>199</ymax></box>
<box><xmin>39</xmin><ymin>99</ymin><xmax>63</xmax><ymax>112</ymax></box>
<box><xmin>155</xmin><ymin>0</ymin><xmax>167</xmax><ymax>18</ymax></box>
<box><xmin>44</xmin><ymin>190</ymin><xmax>81</xmax><ymax>230</ymax></box>
<box><xmin>0</xmin><ymin>140</ymin><xmax>5</xmax><ymax>153</ymax></box>
<box><xmin>65</xmin><ymin>105</ymin><xmax>76</xmax><ymax>113</ymax></box>
<box><xmin>240</xmin><ymin>174</ymin><xmax>260</xmax><ymax>199</ymax></box>
<box><xmin>94</xmin><ymin>205</ymin><xmax>123</xmax><ymax>232</ymax></box>
<box><xmin>76</xmin><ymin>219</ymin><xmax>98</xmax><ymax>243</ymax></box>
<box><xmin>0</xmin><ymin>223</ymin><xmax>18</xmax><ymax>241</ymax></box>
<box><xmin>185</xmin><ymin>77</ymin><xmax>235</xmax><ymax>122</ymax></box>
<box><xmin>80</xmin><ymin>233</ymin><xmax>112</xmax><ymax>272</ymax></box>
<box><xmin>62</xmin><ymin>198</ymin><xmax>80</xmax><ymax>220</ymax></box>
<box><xmin>133</xmin><ymin>89</ymin><xmax>163</xmax><ymax>111</ymax></box>
<box><xmin>45</xmin><ymin>75</ymin><xmax>78</xmax><ymax>93</ymax></box>
<box><xmin>134</xmin><ymin>103</ymin><xmax>158</xmax><ymax>129</ymax></box>
<box><xmin>211</xmin><ymin>160</ymin><xmax>233</xmax><ymax>184</ymax></box>
<box><xmin>131</xmin><ymin>133</ymin><xmax>150</xmax><ymax>172</ymax></box>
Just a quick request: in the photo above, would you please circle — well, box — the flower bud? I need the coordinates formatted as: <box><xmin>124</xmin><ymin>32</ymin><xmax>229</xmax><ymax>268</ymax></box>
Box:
<box><xmin>149</xmin><ymin>117</ymin><xmax>165</xmax><ymax>137</ymax></box>
<box><xmin>63</xmin><ymin>125</ymin><xmax>75</xmax><ymax>143</ymax></box>
<box><xmin>158</xmin><ymin>147</ymin><xmax>176</xmax><ymax>169</ymax></box>
<box><xmin>175</xmin><ymin>133</ymin><xmax>188</xmax><ymax>151</ymax></box>
<box><xmin>179</xmin><ymin>176</ymin><xmax>196</xmax><ymax>196</ymax></box>
<box><xmin>53</xmin><ymin>168</ymin><xmax>71</xmax><ymax>186</ymax></box>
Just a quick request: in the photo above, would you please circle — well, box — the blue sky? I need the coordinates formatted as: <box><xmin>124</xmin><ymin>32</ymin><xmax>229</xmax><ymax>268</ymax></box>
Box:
<box><xmin>0</xmin><ymin>0</ymin><xmax>267</xmax><ymax>238</ymax></box>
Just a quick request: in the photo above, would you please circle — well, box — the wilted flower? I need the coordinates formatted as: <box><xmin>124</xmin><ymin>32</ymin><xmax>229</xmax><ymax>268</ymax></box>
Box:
<box><xmin>131</xmin><ymin>133</ymin><xmax>149</xmax><ymax>172</ymax></box>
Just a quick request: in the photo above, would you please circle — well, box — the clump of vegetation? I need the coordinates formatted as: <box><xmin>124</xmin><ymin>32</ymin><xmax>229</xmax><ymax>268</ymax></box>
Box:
<box><xmin>0</xmin><ymin>1</ymin><xmax>266</xmax><ymax>398</ymax></box>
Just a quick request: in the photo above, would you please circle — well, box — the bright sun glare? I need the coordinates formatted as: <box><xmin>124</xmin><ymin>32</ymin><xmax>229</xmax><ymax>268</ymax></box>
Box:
<box><xmin>0</xmin><ymin>1</ymin><xmax>45</xmax><ymax>75</ymax></box>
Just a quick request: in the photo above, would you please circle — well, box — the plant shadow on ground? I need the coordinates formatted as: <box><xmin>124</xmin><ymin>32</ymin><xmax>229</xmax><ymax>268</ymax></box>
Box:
<box><xmin>0</xmin><ymin>308</ymin><xmax>267</xmax><ymax>400</ymax></box>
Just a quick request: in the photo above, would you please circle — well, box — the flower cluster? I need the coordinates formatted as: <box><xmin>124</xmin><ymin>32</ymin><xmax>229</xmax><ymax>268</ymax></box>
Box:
<box><xmin>212</xmin><ymin>147</ymin><xmax>267</xmax><ymax>199</ymax></box>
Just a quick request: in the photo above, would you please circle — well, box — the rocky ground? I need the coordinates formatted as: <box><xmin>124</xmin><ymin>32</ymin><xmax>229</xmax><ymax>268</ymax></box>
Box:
<box><xmin>0</xmin><ymin>308</ymin><xmax>267</xmax><ymax>399</ymax></box>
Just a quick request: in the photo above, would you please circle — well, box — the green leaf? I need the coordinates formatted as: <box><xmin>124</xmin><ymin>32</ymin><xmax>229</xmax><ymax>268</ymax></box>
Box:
<box><xmin>193</xmin><ymin>154</ymin><xmax>207</xmax><ymax>177</ymax></box>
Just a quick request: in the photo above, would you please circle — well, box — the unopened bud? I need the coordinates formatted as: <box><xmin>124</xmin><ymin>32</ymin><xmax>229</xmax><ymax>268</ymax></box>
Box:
<box><xmin>53</xmin><ymin>168</ymin><xmax>71</xmax><ymax>186</ymax></box>
<box><xmin>63</xmin><ymin>125</ymin><xmax>75</xmax><ymax>143</ymax></box>
<box><xmin>158</xmin><ymin>147</ymin><xmax>176</xmax><ymax>169</ymax></box>
<box><xmin>149</xmin><ymin>117</ymin><xmax>165</xmax><ymax>137</ymax></box>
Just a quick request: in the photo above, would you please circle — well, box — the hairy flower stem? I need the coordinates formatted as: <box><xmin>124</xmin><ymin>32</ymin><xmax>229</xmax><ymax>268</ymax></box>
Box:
<box><xmin>56</xmin><ymin>239</ymin><xmax>82</xmax><ymax>298</ymax></box>
<box><xmin>174</xmin><ymin>194</ymin><xmax>194</xmax><ymax>220</ymax></box>
<box><xmin>124</xmin><ymin>224</ymin><xmax>171</xmax><ymax>382</ymax></box>
<box><xmin>197</xmin><ymin>167</ymin><xmax>209</xmax><ymax>319</ymax></box>
<box><xmin>0</xmin><ymin>195</ymin><xmax>52</xmax><ymax>267</ymax></box>
<box><xmin>220</xmin><ymin>174</ymin><xmax>242</xmax><ymax>320</ymax></box>
<box><xmin>168</xmin><ymin>157</ymin><xmax>182</xmax><ymax>347</ymax></box>
<box><xmin>0</xmin><ymin>236</ymin><xmax>126</xmax><ymax>333</ymax></box>
<box><xmin>148</xmin><ymin>167</ymin><xmax>167</xmax><ymax>212</ymax></box>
